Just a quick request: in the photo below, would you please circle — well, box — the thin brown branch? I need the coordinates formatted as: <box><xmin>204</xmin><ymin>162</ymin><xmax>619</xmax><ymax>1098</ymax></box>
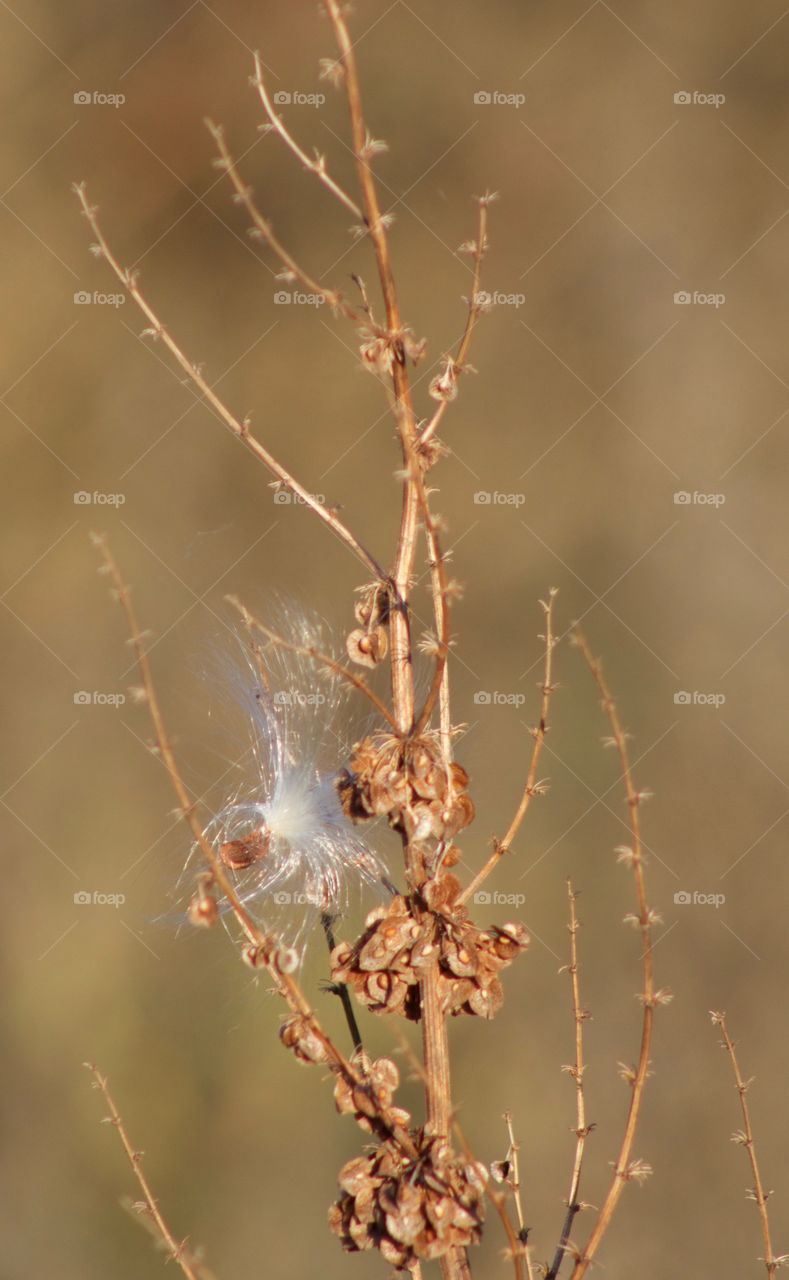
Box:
<box><xmin>502</xmin><ymin>1112</ymin><xmax>535</xmax><ymax>1280</ymax></box>
<box><xmin>454</xmin><ymin>1118</ymin><xmax>525</xmax><ymax>1280</ymax></box>
<box><xmin>252</xmin><ymin>51</ymin><xmax>363</xmax><ymax>222</ymax></box>
<box><xmin>568</xmin><ymin>631</ymin><xmax>663</xmax><ymax>1280</ymax></box>
<box><xmin>92</xmin><ymin>535</ymin><xmax>417</xmax><ymax>1160</ymax></box>
<box><xmin>226</xmin><ymin>594</ymin><xmax>398</xmax><ymax>731</ymax></box>
<box><xmin>711</xmin><ymin>1011</ymin><xmax>786</xmax><ymax>1278</ymax></box>
<box><xmin>74</xmin><ymin>183</ymin><xmax>384</xmax><ymax>582</ymax></box>
<box><xmin>459</xmin><ymin>590</ymin><xmax>558</xmax><ymax>907</ymax></box>
<box><xmin>421</xmin><ymin>196</ymin><xmax>494</xmax><ymax>447</ymax></box>
<box><xmin>207</xmin><ymin>119</ymin><xmax>362</xmax><ymax>323</ymax></box>
<box><xmin>547</xmin><ymin>882</ymin><xmax>593</xmax><ymax>1280</ymax></box>
<box><xmin>324</xmin><ymin>0</ymin><xmax>420</xmax><ymax>740</ymax></box>
<box><xmin>86</xmin><ymin>1064</ymin><xmax>211</xmax><ymax>1280</ymax></box>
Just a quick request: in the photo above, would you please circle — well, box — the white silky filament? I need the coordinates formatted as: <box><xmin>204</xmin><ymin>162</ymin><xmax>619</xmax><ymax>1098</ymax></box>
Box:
<box><xmin>186</xmin><ymin>605</ymin><xmax>390</xmax><ymax>950</ymax></box>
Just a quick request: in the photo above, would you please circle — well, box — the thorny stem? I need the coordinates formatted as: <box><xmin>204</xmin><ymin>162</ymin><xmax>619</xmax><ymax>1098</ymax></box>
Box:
<box><xmin>459</xmin><ymin>590</ymin><xmax>557</xmax><ymax>907</ymax></box>
<box><xmin>568</xmin><ymin>632</ymin><xmax>659</xmax><ymax>1280</ymax></box>
<box><xmin>711</xmin><ymin>1012</ymin><xmax>784</xmax><ymax>1278</ymax></box>
<box><xmin>73</xmin><ymin>184</ymin><xmax>384</xmax><ymax>583</ymax></box>
<box><xmin>547</xmin><ymin>882</ymin><xmax>593</xmax><ymax>1280</ymax></box>
<box><xmin>93</xmin><ymin>536</ymin><xmax>418</xmax><ymax>1162</ymax></box>
<box><xmin>86</xmin><ymin>1064</ymin><xmax>209</xmax><ymax>1280</ymax></box>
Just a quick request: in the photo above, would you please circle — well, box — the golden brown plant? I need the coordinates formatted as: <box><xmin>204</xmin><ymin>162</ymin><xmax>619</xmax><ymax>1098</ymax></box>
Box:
<box><xmin>76</xmin><ymin>6</ymin><xmax>683</xmax><ymax>1279</ymax></box>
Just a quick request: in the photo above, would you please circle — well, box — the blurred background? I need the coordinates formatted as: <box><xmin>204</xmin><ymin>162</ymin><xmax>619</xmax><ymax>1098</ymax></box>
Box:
<box><xmin>3</xmin><ymin>0</ymin><xmax>789</xmax><ymax>1275</ymax></box>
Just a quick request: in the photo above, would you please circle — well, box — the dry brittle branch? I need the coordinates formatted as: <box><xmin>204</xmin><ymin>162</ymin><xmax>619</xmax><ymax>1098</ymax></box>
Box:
<box><xmin>252</xmin><ymin>50</ymin><xmax>363</xmax><ymax>222</ymax></box>
<box><xmin>92</xmin><ymin>534</ymin><xmax>418</xmax><ymax>1161</ymax></box>
<box><xmin>710</xmin><ymin>1011</ymin><xmax>787</xmax><ymax>1278</ymax></box>
<box><xmin>73</xmin><ymin>184</ymin><xmax>384</xmax><ymax>582</ymax></box>
<box><xmin>459</xmin><ymin>590</ymin><xmax>558</xmax><ymax>907</ymax></box>
<box><xmin>567</xmin><ymin>631</ymin><xmax>670</xmax><ymax>1280</ymax></box>
<box><xmin>207</xmin><ymin>119</ymin><xmax>362</xmax><ymax>322</ymax></box>
<box><xmin>546</xmin><ymin>882</ymin><xmax>594</xmax><ymax>1280</ymax></box>
<box><xmin>86</xmin><ymin>1064</ymin><xmax>211</xmax><ymax>1280</ymax></box>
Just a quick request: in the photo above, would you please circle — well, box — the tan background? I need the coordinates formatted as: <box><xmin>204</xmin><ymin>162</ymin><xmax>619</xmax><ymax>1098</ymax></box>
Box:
<box><xmin>2</xmin><ymin>1</ymin><xmax>789</xmax><ymax>1275</ymax></box>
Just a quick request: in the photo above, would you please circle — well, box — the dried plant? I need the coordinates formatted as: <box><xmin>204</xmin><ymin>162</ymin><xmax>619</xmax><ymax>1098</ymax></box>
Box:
<box><xmin>75</xmin><ymin>6</ymin><xmax>685</xmax><ymax>1278</ymax></box>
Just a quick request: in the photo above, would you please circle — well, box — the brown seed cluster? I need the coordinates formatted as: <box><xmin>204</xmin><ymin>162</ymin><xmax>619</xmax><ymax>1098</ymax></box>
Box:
<box><xmin>331</xmin><ymin>875</ymin><xmax>529</xmax><ymax>1021</ymax></box>
<box><xmin>329</xmin><ymin>1131</ymin><xmax>486</xmax><ymax>1266</ymax></box>
<box><xmin>337</xmin><ymin>732</ymin><xmax>475</xmax><ymax>843</ymax></box>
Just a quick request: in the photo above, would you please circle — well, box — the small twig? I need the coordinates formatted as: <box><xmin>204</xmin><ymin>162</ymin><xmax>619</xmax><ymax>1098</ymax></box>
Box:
<box><xmin>86</xmin><ymin>1064</ymin><xmax>211</xmax><ymax>1280</ymax></box>
<box><xmin>208</xmin><ymin>119</ymin><xmax>362</xmax><ymax>323</ymax></box>
<box><xmin>547</xmin><ymin>882</ymin><xmax>593</xmax><ymax>1280</ymax></box>
<box><xmin>710</xmin><ymin>1012</ymin><xmax>786</xmax><ymax>1278</ymax></box>
<box><xmin>252</xmin><ymin>51</ymin><xmax>363</xmax><ymax>222</ymax></box>
<box><xmin>567</xmin><ymin>631</ymin><xmax>666</xmax><ymax>1280</ymax></box>
<box><xmin>74</xmin><ymin>184</ymin><xmax>384</xmax><ymax>582</ymax></box>
<box><xmin>459</xmin><ymin>590</ymin><xmax>558</xmax><ymax>906</ymax></box>
<box><xmin>421</xmin><ymin>196</ymin><xmax>494</xmax><ymax>447</ymax></box>
<box><xmin>502</xmin><ymin>1112</ymin><xmax>535</xmax><ymax>1280</ymax></box>
<box><xmin>226</xmin><ymin>594</ymin><xmax>398</xmax><ymax>730</ymax></box>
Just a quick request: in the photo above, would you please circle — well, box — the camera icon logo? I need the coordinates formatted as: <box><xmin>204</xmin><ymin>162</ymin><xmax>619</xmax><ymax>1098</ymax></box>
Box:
<box><xmin>473</xmin><ymin>491</ymin><xmax>491</xmax><ymax>505</ymax></box>
<box><xmin>73</xmin><ymin>90</ymin><xmax>91</xmax><ymax>105</ymax></box>
<box><xmin>274</xmin><ymin>290</ymin><xmax>291</xmax><ymax>304</ymax></box>
<box><xmin>673</xmin><ymin>290</ymin><xmax>691</xmax><ymax>305</ymax></box>
<box><xmin>673</xmin><ymin>491</ymin><xmax>691</xmax><ymax>505</ymax></box>
<box><xmin>674</xmin><ymin>890</ymin><xmax>692</xmax><ymax>905</ymax></box>
<box><xmin>273</xmin><ymin>91</ymin><xmax>292</xmax><ymax>105</ymax></box>
<box><xmin>74</xmin><ymin>890</ymin><xmax>92</xmax><ymax>904</ymax></box>
<box><xmin>273</xmin><ymin>891</ymin><xmax>292</xmax><ymax>905</ymax></box>
<box><xmin>73</xmin><ymin>490</ymin><xmax>92</xmax><ymax>505</ymax></box>
<box><xmin>74</xmin><ymin>690</ymin><xmax>92</xmax><ymax>705</ymax></box>
<box><xmin>473</xmin><ymin>91</ymin><xmax>492</xmax><ymax>105</ymax></box>
<box><xmin>673</xmin><ymin>691</ymin><xmax>692</xmax><ymax>705</ymax></box>
<box><xmin>74</xmin><ymin>291</ymin><xmax>92</xmax><ymax>305</ymax></box>
<box><xmin>473</xmin><ymin>891</ymin><xmax>492</xmax><ymax>905</ymax></box>
<box><xmin>273</xmin><ymin>489</ymin><xmax>292</xmax><ymax>504</ymax></box>
<box><xmin>673</xmin><ymin>91</ymin><xmax>692</xmax><ymax>105</ymax></box>
<box><xmin>473</xmin><ymin>691</ymin><xmax>492</xmax><ymax>705</ymax></box>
